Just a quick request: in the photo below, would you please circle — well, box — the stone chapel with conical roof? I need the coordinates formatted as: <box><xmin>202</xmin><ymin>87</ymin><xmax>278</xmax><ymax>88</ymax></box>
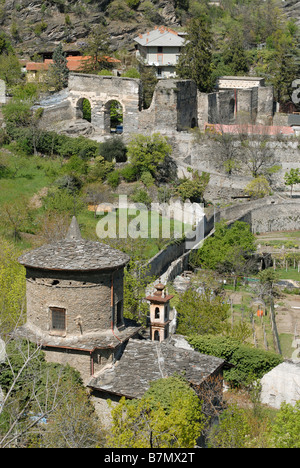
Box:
<box><xmin>16</xmin><ymin>217</ymin><xmax>142</xmax><ymax>383</ymax></box>
<box><xmin>15</xmin><ymin>217</ymin><xmax>229</xmax><ymax>421</ymax></box>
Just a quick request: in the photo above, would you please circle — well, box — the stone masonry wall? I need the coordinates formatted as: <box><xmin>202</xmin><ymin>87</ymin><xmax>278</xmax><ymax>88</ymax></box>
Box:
<box><xmin>68</xmin><ymin>73</ymin><xmax>142</xmax><ymax>134</ymax></box>
<box><xmin>25</xmin><ymin>267</ymin><xmax>124</xmax><ymax>336</ymax></box>
<box><xmin>36</xmin><ymin>74</ymin><xmax>274</xmax><ymax>136</ymax></box>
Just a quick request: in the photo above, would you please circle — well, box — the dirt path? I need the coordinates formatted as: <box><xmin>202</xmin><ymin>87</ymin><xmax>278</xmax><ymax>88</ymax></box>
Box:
<box><xmin>275</xmin><ymin>295</ymin><xmax>300</xmax><ymax>336</ymax></box>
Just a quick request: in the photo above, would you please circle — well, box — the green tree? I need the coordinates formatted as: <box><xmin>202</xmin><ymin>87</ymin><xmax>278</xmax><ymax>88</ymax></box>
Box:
<box><xmin>176</xmin><ymin>169</ymin><xmax>210</xmax><ymax>202</ymax></box>
<box><xmin>245</xmin><ymin>175</ymin><xmax>271</xmax><ymax>199</ymax></box>
<box><xmin>176</xmin><ymin>289</ymin><xmax>230</xmax><ymax>336</ymax></box>
<box><xmin>222</xmin><ymin>27</ymin><xmax>249</xmax><ymax>75</ymax></box>
<box><xmin>38</xmin><ymin>384</ymin><xmax>104</xmax><ymax>448</ymax></box>
<box><xmin>123</xmin><ymin>255</ymin><xmax>153</xmax><ymax>326</ymax></box>
<box><xmin>207</xmin><ymin>403</ymin><xmax>272</xmax><ymax>448</ymax></box>
<box><xmin>284</xmin><ymin>168</ymin><xmax>300</xmax><ymax>198</ymax></box>
<box><xmin>191</xmin><ymin>220</ymin><xmax>256</xmax><ymax>272</ymax></box>
<box><xmin>99</xmin><ymin>137</ymin><xmax>127</xmax><ymax>163</ymax></box>
<box><xmin>268</xmin><ymin>28</ymin><xmax>299</xmax><ymax>105</ymax></box>
<box><xmin>0</xmin><ymin>339</ymin><xmax>88</xmax><ymax>448</ymax></box>
<box><xmin>0</xmin><ymin>32</ymin><xmax>13</xmax><ymax>55</ymax></box>
<box><xmin>139</xmin><ymin>64</ymin><xmax>158</xmax><ymax>109</ymax></box>
<box><xmin>176</xmin><ymin>14</ymin><xmax>213</xmax><ymax>92</ymax></box>
<box><xmin>0</xmin><ymin>52</ymin><xmax>22</xmax><ymax>91</ymax></box>
<box><xmin>0</xmin><ymin>239</ymin><xmax>25</xmax><ymax>333</ymax></box>
<box><xmin>46</xmin><ymin>43</ymin><xmax>69</xmax><ymax>91</ymax></box>
<box><xmin>80</xmin><ymin>25</ymin><xmax>113</xmax><ymax>73</ymax></box>
<box><xmin>127</xmin><ymin>133</ymin><xmax>172</xmax><ymax>179</ymax></box>
<box><xmin>269</xmin><ymin>401</ymin><xmax>300</xmax><ymax>448</ymax></box>
<box><xmin>108</xmin><ymin>376</ymin><xmax>204</xmax><ymax>448</ymax></box>
<box><xmin>2</xmin><ymin>99</ymin><xmax>32</xmax><ymax>127</ymax></box>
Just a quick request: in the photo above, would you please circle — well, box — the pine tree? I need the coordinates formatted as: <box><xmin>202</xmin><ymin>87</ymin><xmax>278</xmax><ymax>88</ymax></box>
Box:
<box><xmin>80</xmin><ymin>25</ymin><xmax>113</xmax><ymax>73</ymax></box>
<box><xmin>223</xmin><ymin>28</ymin><xmax>249</xmax><ymax>75</ymax></box>
<box><xmin>176</xmin><ymin>14</ymin><xmax>213</xmax><ymax>92</ymax></box>
<box><xmin>47</xmin><ymin>43</ymin><xmax>69</xmax><ymax>91</ymax></box>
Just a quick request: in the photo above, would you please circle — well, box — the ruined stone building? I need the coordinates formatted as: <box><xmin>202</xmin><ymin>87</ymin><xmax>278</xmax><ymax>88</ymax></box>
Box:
<box><xmin>35</xmin><ymin>71</ymin><xmax>275</xmax><ymax>137</ymax></box>
<box><xmin>15</xmin><ymin>217</ymin><xmax>228</xmax><ymax>418</ymax></box>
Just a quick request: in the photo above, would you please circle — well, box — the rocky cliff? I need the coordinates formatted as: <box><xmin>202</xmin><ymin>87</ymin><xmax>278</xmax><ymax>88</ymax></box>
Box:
<box><xmin>0</xmin><ymin>0</ymin><xmax>180</xmax><ymax>59</ymax></box>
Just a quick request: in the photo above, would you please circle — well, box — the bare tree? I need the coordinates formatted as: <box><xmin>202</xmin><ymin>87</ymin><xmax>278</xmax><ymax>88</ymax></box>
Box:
<box><xmin>236</xmin><ymin>124</ymin><xmax>281</xmax><ymax>179</ymax></box>
<box><xmin>0</xmin><ymin>330</ymin><xmax>102</xmax><ymax>448</ymax></box>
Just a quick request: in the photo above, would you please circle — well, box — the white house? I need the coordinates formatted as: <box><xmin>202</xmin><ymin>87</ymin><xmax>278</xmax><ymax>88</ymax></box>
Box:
<box><xmin>134</xmin><ymin>26</ymin><xmax>186</xmax><ymax>79</ymax></box>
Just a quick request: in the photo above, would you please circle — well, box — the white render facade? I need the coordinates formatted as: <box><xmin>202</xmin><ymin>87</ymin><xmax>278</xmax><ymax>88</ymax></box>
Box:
<box><xmin>134</xmin><ymin>26</ymin><xmax>186</xmax><ymax>79</ymax></box>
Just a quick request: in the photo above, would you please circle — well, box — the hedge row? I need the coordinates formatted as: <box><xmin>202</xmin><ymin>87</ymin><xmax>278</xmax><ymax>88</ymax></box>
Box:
<box><xmin>187</xmin><ymin>334</ymin><xmax>283</xmax><ymax>387</ymax></box>
<box><xmin>5</xmin><ymin>123</ymin><xmax>99</xmax><ymax>159</ymax></box>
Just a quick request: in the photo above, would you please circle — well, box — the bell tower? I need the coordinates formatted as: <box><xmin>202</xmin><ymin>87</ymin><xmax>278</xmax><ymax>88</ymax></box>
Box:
<box><xmin>146</xmin><ymin>283</ymin><xmax>173</xmax><ymax>342</ymax></box>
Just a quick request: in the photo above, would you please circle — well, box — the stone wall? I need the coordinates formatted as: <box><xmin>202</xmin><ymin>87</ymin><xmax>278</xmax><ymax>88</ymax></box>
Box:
<box><xmin>217</xmin><ymin>76</ymin><xmax>265</xmax><ymax>89</ymax></box>
<box><xmin>36</xmin><ymin>74</ymin><xmax>273</xmax><ymax>136</ymax></box>
<box><xmin>25</xmin><ymin>267</ymin><xmax>124</xmax><ymax>336</ymax></box>
<box><xmin>142</xmin><ymin>79</ymin><xmax>198</xmax><ymax>132</ymax></box>
<box><xmin>68</xmin><ymin>73</ymin><xmax>142</xmax><ymax>134</ymax></box>
<box><xmin>245</xmin><ymin>202</ymin><xmax>300</xmax><ymax>233</ymax></box>
<box><xmin>168</xmin><ymin>133</ymin><xmax>300</xmax><ymax>198</ymax></box>
<box><xmin>213</xmin><ymin>196</ymin><xmax>300</xmax><ymax>233</ymax></box>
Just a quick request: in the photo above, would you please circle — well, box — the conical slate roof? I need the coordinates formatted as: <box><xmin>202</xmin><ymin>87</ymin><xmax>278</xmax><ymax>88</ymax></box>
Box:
<box><xmin>18</xmin><ymin>217</ymin><xmax>130</xmax><ymax>271</ymax></box>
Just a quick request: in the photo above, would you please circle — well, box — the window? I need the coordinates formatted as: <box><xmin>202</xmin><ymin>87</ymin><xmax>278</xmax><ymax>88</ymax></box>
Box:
<box><xmin>51</xmin><ymin>307</ymin><xmax>66</xmax><ymax>331</ymax></box>
<box><xmin>157</xmin><ymin>46</ymin><xmax>163</xmax><ymax>53</ymax></box>
<box><xmin>154</xmin><ymin>330</ymin><xmax>160</xmax><ymax>341</ymax></box>
<box><xmin>155</xmin><ymin>307</ymin><xmax>160</xmax><ymax>320</ymax></box>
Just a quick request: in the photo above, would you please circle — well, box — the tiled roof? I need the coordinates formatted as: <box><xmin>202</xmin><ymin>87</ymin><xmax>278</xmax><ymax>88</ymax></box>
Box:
<box><xmin>25</xmin><ymin>55</ymin><xmax>120</xmax><ymax>72</ymax></box>
<box><xmin>88</xmin><ymin>338</ymin><xmax>227</xmax><ymax>398</ymax></box>
<box><xmin>134</xmin><ymin>26</ymin><xmax>185</xmax><ymax>47</ymax></box>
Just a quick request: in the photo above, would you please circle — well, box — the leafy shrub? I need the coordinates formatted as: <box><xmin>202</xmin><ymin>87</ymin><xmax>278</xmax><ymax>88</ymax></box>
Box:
<box><xmin>43</xmin><ymin>187</ymin><xmax>85</xmax><ymax>214</ymax></box>
<box><xmin>176</xmin><ymin>169</ymin><xmax>210</xmax><ymax>202</ymax></box>
<box><xmin>131</xmin><ymin>187</ymin><xmax>152</xmax><ymax>207</ymax></box>
<box><xmin>187</xmin><ymin>334</ymin><xmax>283</xmax><ymax>387</ymax></box>
<box><xmin>60</xmin><ymin>154</ymin><xmax>88</xmax><ymax>177</ymax></box>
<box><xmin>0</xmin><ymin>128</ymin><xmax>10</xmax><ymax>147</ymax></box>
<box><xmin>121</xmin><ymin>164</ymin><xmax>138</xmax><ymax>182</ymax></box>
<box><xmin>127</xmin><ymin>133</ymin><xmax>171</xmax><ymax>178</ymax></box>
<box><xmin>140</xmin><ymin>171</ymin><xmax>154</xmax><ymax>187</ymax></box>
<box><xmin>87</xmin><ymin>156</ymin><xmax>114</xmax><ymax>182</ymax></box>
<box><xmin>126</xmin><ymin>0</ymin><xmax>140</xmax><ymax>8</ymax></box>
<box><xmin>107</xmin><ymin>169</ymin><xmax>120</xmax><ymax>188</ymax></box>
<box><xmin>56</xmin><ymin>135</ymin><xmax>98</xmax><ymax>160</ymax></box>
<box><xmin>99</xmin><ymin>137</ymin><xmax>127</xmax><ymax>162</ymax></box>
<box><xmin>121</xmin><ymin>67</ymin><xmax>140</xmax><ymax>78</ymax></box>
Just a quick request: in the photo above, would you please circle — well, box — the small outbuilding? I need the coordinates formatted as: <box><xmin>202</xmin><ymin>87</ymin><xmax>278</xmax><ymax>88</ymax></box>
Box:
<box><xmin>260</xmin><ymin>361</ymin><xmax>300</xmax><ymax>409</ymax></box>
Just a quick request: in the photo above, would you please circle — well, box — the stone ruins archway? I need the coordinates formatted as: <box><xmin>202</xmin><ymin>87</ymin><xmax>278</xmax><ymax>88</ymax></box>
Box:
<box><xmin>68</xmin><ymin>74</ymin><xmax>142</xmax><ymax>135</ymax></box>
<box><xmin>104</xmin><ymin>99</ymin><xmax>123</xmax><ymax>133</ymax></box>
<box><xmin>76</xmin><ymin>97</ymin><xmax>92</xmax><ymax>123</ymax></box>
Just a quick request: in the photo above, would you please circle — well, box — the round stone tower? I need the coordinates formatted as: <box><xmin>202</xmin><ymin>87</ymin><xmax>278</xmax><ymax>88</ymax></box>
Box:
<box><xmin>16</xmin><ymin>217</ymin><xmax>140</xmax><ymax>382</ymax></box>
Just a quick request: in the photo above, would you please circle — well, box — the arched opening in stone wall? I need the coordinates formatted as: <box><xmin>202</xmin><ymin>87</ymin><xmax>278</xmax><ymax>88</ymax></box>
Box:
<box><xmin>229</xmin><ymin>98</ymin><xmax>235</xmax><ymax>122</ymax></box>
<box><xmin>76</xmin><ymin>97</ymin><xmax>92</xmax><ymax>122</ymax></box>
<box><xmin>104</xmin><ymin>100</ymin><xmax>123</xmax><ymax>134</ymax></box>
